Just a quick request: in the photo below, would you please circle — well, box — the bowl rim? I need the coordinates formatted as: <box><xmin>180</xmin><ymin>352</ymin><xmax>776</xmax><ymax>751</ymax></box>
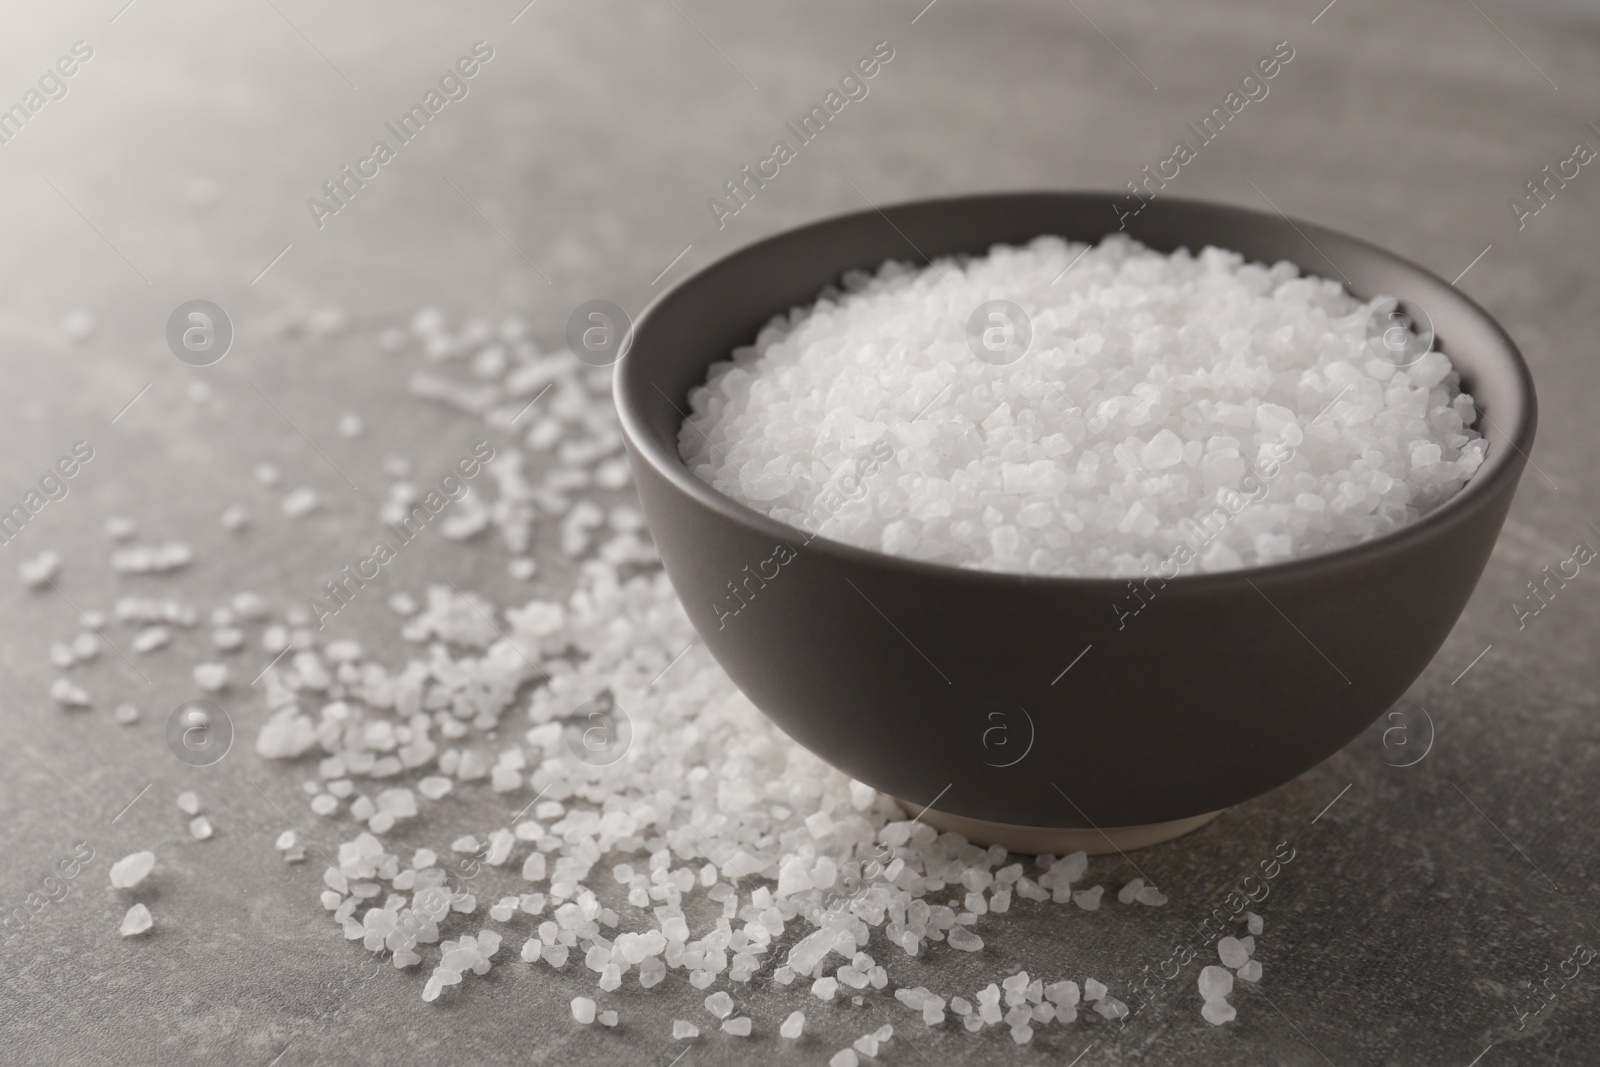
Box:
<box><xmin>614</xmin><ymin>190</ymin><xmax>1538</xmax><ymax>591</ymax></box>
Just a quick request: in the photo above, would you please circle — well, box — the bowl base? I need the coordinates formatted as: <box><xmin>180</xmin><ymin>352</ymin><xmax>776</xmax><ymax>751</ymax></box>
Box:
<box><xmin>894</xmin><ymin>800</ymin><xmax>1223</xmax><ymax>855</ymax></box>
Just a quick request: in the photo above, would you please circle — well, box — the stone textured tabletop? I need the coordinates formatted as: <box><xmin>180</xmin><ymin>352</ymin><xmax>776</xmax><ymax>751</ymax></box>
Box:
<box><xmin>2</xmin><ymin>1</ymin><xmax>1597</xmax><ymax>1064</ymax></box>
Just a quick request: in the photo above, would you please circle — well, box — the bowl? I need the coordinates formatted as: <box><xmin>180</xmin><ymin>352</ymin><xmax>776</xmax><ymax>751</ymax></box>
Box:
<box><xmin>614</xmin><ymin>192</ymin><xmax>1536</xmax><ymax>852</ymax></box>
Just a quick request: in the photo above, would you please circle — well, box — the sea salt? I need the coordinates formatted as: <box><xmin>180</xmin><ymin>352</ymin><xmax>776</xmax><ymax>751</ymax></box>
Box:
<box><xmin>43</xmin><ymin>303</ymin><xmax>1297</xmax><ymax>1048</ymax></box>
<box><xmin>1198</xmin><ymin>965</ymin><xmax>1234</xmax><ymax>1001</ymax></box>
<box><xmin>19</xmin><ymin>550</ymin><xmax>61</xmax><ymax>588</ymax></box>
<box><xmin>1218</xmin><ymin>935</ymin><xmax>1251</xmax><ymax>969</ymax></box>
<box><xmin>110</xmin><ymin>851</ymin><xmax>155</xmax><ymax>889</ymax></box>
<box><xmin>681</xmin><ymin>236</ymin><xmax>1486</xmax><ymax>576</ymax></box>
<box><xmin>120</xmin><ymin>903</ymin><xmax>153</xmax><ymax>937</ymax></box>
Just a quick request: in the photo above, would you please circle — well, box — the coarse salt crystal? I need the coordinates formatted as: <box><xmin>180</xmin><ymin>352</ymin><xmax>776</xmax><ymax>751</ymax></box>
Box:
<box><xmin>110</xmin><ymin>851</ymin><xmax>155</xmax><ymax>889</ymax></box>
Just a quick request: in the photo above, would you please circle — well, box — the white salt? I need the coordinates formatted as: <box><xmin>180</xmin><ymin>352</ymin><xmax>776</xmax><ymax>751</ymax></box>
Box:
<box><xmin>282</xmin><ymin>487</ymin><xmax>320</xmax><ymax>519</ymax></box>
<box><xmin>177</xmin><ymin>791</ymin><xmax>200</xmax><ymax>815</ymax></box>
<box><xmin>19</xmin><ymin>550</ymin><xmax>61</xmax><ymax>588</ymax></box>
<box><xmin>681</xmin><ymin>236</ymin><xmax>1486</xmax><ymax>577</ymax></box>
<box><xmin>110</xmin><ymin>851</ymin><xmax>155</xmax><ymax>889</ymax></box>
<box><xmin>1198</xmin><ymin>964</ymin><xmax>1234</xmax><ymax>1001</ymax></box>
<box><xmin>1218</xmin><ymin>935</ymin><xmax>1251</xmax><ymax>969</ymax></box>
<box><xmin>570</xmin><ymin>996</ymin><xmax>596</xmax><ymax>1024</ymax></box>
<box><xmin>780</xmin><ymin>1011</ymin><xmax>805</xmax><ymax>1038</ymax></box>
<box><xmin>120</xmin><ymin>903</ymin><xmax>153</xmax><ymax>937</ymax></box>
<box><xmin>673</xmin><ymin>1020</ymin><xmax>699</xmax><ymax>1039</ymax></box>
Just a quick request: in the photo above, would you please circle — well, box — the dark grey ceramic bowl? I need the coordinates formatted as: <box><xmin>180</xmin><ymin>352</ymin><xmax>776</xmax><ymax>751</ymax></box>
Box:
<box><xmin>615</xmin><ymin>192</ymin><xmax>1535</xmax><ymax>849</ymax></box>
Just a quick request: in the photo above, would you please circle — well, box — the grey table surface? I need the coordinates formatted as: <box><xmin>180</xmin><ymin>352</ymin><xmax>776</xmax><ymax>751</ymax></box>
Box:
<box><xmin>2</xmin><ymin>1</ymin><xmax>1598</xmax><ymax>1064</ymax></box>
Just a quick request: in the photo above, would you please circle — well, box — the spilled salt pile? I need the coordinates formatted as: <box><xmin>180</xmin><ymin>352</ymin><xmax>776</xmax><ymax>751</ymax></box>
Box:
<box><xmin>680</xmin><ymin>235</ymin><xmax>1487</xmax><ymax>576</ymax></box>
<box><xmin>47</xmin><ymin>305</ymin><xmax>1281</xmax><ymax>1044</ymax></box>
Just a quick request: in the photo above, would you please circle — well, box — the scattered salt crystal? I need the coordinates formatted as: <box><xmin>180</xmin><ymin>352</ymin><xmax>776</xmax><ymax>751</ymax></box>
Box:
<box><xmin>275</xmin><ymin>830</ymin><xmax>297</xmax><ymax>851</ymax></box>
<box><xmin>113</xmin><ymin>703</ymin><xmax>139</xmax><ymax>725</ymax></box>
<box><xmin>51</xmin><ymin>678</ymin><xmax>90</xmax><ymax>708</ymax></box>
<box><xmin>829</xmin><ymin>1051</ymin><xmax>859</xmax><ymax>1067</ymax></box>
<box><xmin>1199</xmin><ymin>965</ymin><xmax>1234</xmax><ymax>1001</ymax></box>
<box><xmin>189</xmin><ymin>816</ymin><xmax>213</xmax><ymax>840</ymax></box>
<box><xmin>1247</xmin><ymin>911</ymin><xmax>1264</xmax><ymax>936</ymax></box>
<box><xmin>598</xmin><ymin>1010</ymin><xmax>618</xmax><ymax>1027</ymax></box>
<box><xmin>570</xmin><ymin>996</ymin><xmax>596</xmax><ymax>1024</ymax></box>
<box><xmin>705</xmin><ymin>991</ymin><xmax>733</xmax><ymax>1018</ymax></box>
<box><xmin>1218</xmin><ymin>935</ymin><xmax>1250</xmax><ymax>969</ymax></box>
<box><xmin>120</xmin><ymin>903</ymin><xmax>153</xmax><ymax>937</ymax></box>
<box><xmin>19</xmin><ymin>550</ymin><xmax>61</xmax><ymax>588</ymax></box>
<box><xmin>1117</xmin><ymin>877</ymin><xmax>1145</xmax><ymax>904</ymax></box>
<box><xmin>722</xmin><ymin>1016</ymin><xmax>752</xmax><ymax>1037</ymax></box>
<box><xmin>946</xmin><ymin>926</ymin><xmax>983</xmax><ymax>951</ymax></box>
<box><xmin>1084</xmin><ymin>978</ymin><xmax>1107</xmax><ymax>1002</ymax></box>
<box><xmin>1238</xmin><ymin>959</ymin><xmax>1262</xmax><ymax>983</ymax></box>
<box><xmin>673</xmin><ymin>1019</ymin><xmax>699</xmax><ymax>1040</ymax></box>
<box><xmin>111</xmin><ymin>542</ymin><xmax>192</xmax><ymax>574</ymax></box>
<box><xmin>1201</xmin><ymin>999</ymin><xmax>1237</xmax><ymax>1026</ymax></box>
<box><xmin>1135</xmin><ymin>884</ymin><xmax>1168</xmax><ymax>906</ymax></box>
<box><xmin>220</xmin><ymin>504</ymin><xmax>250</xmax><ymax>531</ymax></box>
<box><xmin>282</xmin><ymin>487</ymin><xmax>320</xmax><ymax>519</ymax></box>
<box><xmin>133</xmin><ymin>626</ymin><xmax>171</xmax><ymax>653</ymax></box>
<box><xmin>110</xmin><ymin>851</ymin><xmax>155</xmax><ymax>889</ymax></box>
<box><xmin>176</xmin><ymin>791</ymin><xmax>200</xmax><ymax>814</ymax></box>
<box><xmin>338</xmin><ymin>413</ymin><xmax>364</xmax><ymax>438</ymax></box>
<box><xmin>1072</xmin><ymin>886</ymin><xmax>1104</xmax><ymax>911</ymax></box>
<box><xmin>255</xmin><ymin>463</ymin><xmax>281</xmax><ymax>487</ymax></box>
<box><xmin>780</xmin><ymin>1011</ymin><xmax>805</xmax><ymax>1039</ymax></box>
<box><xmin>193</xmin><ymin>662</ymin><xmax>228</xmax><ymax>691</ymax></box>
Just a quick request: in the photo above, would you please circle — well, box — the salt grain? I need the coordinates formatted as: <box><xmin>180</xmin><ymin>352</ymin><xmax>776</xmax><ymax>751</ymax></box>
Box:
<box><xmin>1218</xmin><ymin>935</ymin><xmax>1251</xmax><ymax>969</ymax></box>
<box><xmin>282</xmin><ymin>487</ymin><xmax>320</xmax><ymax>519</ymax></box>
<box><xmin>110</xmin><ymin>851</ymin><xmax>155</xmax><ymax>889</ymax></box>
<box><xmin>120</xmin><ymin>903</ymin><xmax>153</xmax><ymax>937</ymax></box>
<box><xmin>19</xmin><ymin>550</ymin><xmax>61</xmax><ymax>588</ymax></box>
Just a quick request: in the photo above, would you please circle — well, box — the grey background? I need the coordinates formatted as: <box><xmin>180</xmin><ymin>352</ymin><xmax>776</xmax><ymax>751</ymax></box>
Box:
<box><xmin>1</xmin><ymin>0</ymin><xmax>1598</xmax><ymax>1064</ymax></box>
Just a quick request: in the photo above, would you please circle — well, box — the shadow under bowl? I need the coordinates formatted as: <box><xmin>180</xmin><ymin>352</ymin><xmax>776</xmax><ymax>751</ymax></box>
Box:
<box><xmin>614</xmin><ymin>192</ymin><xmax>1536</xmax><ymax>851</ymax></box>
